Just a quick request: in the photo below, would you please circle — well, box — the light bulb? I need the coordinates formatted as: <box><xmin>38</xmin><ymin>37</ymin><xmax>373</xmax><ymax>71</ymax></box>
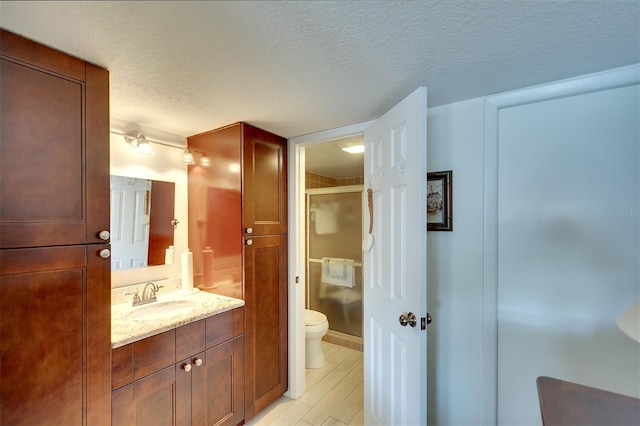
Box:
<box><xmin>137</xmin><ymin>140</ymin><xmax>155</xmax><ymax>156</ymax></box>
<box><xmin>200</xmin><ymin>154</ymin><xmax>211</xmax><ymax>167</ymax></box>
<box><xmin>182</xmin><ymin>149</ymin><xmax>195</xmax><ymax>164</ymax></box>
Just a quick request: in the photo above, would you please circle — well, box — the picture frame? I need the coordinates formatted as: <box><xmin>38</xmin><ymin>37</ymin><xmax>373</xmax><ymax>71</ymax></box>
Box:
<box><xmin>427</xmin><ymin>170</ymin><xmax>452</xmax><ymax>231</ymax></box>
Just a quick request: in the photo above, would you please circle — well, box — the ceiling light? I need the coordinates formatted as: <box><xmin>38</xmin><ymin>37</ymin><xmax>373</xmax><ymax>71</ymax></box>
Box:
<box><xmin>341</xmin><ymin>144</ymin><xmax>365</xmax><ymax>154</ymax></box>
<box><xmin>123</xmin><ymin>130</ymin><xmax>144</xmax><ymax>149</ymax></box>
<box><xmin>182</xmin><ymin>148</ymin><xmax>195</xmax><ymax>165</ymax></box>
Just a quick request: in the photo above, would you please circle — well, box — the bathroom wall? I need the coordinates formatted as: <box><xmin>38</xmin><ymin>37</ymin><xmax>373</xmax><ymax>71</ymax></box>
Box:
<box><xmin>306</xmin><ymin>171</ymin><xmax>364</xmax><ymax>189</ymax></box>
<box><xmin>426</xmin><ymin>66</ymin><xmax>640</xmax><ymax>424</ymax></box>
<box><xmin>109</xmin><ymin>127</ymin><xmax>189</xmax><ymax>288</ymax></box>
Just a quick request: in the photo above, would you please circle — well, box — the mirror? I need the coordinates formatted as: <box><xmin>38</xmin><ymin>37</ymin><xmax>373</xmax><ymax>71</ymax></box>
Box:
<box><xmin>110</xmin><ymin>175</ymin><xmax>176</xmax><ymax>271</ymax></box>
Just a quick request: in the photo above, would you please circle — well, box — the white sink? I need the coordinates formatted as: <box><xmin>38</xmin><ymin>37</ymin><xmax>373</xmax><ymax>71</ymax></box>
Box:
<box><xmin>125</xmin><ymin>300</ymin><xmax>199</xmax><ymax>321</ymax></box>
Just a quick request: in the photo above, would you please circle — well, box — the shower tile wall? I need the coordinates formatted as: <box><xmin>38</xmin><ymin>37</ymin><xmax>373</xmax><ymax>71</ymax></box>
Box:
<box><xmin>306</xmin><ymin>172</ymin><xmax>364</xmax><ymax>189</ymax></box>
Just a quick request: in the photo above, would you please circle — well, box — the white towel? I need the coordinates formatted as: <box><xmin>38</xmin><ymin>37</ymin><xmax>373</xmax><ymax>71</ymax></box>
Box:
<box><xmin>321</xmin><ymin>257</ymin><xmax>355</xmax><ymax>288</ymax></box>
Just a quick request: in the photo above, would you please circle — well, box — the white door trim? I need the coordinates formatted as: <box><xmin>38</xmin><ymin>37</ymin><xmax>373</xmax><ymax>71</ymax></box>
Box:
<box><xmin>287</xmin><ymin>120</ymin><xmax>373</xmax><ymax>399</ymax></box>
<box><xmin>482</xmin><ymin>63</ymin><xmax>640</xmax><ymax>424</ymax></box>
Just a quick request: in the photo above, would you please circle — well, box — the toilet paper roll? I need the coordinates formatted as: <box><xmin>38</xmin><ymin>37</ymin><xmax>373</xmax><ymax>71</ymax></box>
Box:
<box><xmin>181</xmin><ymin>249</ymin><xmax>194</xmax><ymax>291</ymax></box>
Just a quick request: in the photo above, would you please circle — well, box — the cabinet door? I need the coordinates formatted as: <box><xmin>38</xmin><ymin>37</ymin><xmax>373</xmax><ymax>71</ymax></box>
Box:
<box><xmin>112</xmin><ymin>366</ymin><xmax>176</xmax><ymax>426</ymax></box>
<box><xmin>242</xmin><ymin>124</ymin><xmax>287</xmax><ymax>236</ymax></box>
<box><xmin>187</xmin><ymin>336</ymin><xmax>244</xmax><ymax>426</ymax></box>
<box><xmin>243</xmin><ymin>235</ymin><xmax>288</xmax><ymax>420</ymax></box>
<box><xmin>0</xmin><ymin>29</ymin><xmax>110</xmax><ymax>248</ymax></box>
<box><xmin>0</xmin><ymin>244</ymin><xmax>111</xmax><ymax>426</ymax></box>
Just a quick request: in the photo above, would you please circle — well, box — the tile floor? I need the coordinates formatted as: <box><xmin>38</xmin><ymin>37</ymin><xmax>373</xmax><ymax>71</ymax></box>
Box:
<box><xmin>246</xmin><ymin>342</ymin><xmax>364</xmax><ymax>426</ymax></box>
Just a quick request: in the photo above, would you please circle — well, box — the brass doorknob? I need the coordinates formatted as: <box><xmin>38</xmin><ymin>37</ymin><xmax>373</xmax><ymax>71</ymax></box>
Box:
<box><xmin>399</xmin><ymin>312</ymin><xmax>417</xmax><ymax>327</ymax></box>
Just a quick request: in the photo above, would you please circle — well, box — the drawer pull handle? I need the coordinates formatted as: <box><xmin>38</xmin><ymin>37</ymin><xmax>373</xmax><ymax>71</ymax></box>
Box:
<box><xmin>245</xmin><ymin>227</ymin><xmax>253</xmax><ymax>234</ymax></box>
<box><xmin>182</xmin><ymin>363</ymin><xmax>192</xmax><ymax>373</ymax></box>
<box><xmin>99</xmin><ymin>249</ymin><xmax>111</xmax><ymax>259</ymax></box>
<box><xmin>246</xmin><ymin>239</ymin><xmax>253</xmax><ymax>246</ymax></box>
<box><xmin>194</xmin><ymin>358</ymin><xmax>203</xmax><ymax>367</ymax></box>
<box><xmin>98</xmin><ymin>230</ymin><xmax>110</xmax><ymax>241</ymax></box>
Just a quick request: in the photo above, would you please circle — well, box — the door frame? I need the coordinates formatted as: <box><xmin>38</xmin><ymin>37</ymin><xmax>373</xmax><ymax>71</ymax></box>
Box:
<box><xmin>481</xmin><ymin>64</ymin><xmax>639</xmax><ymax>424</ymax></box>
<box><xmin>287</xmin><ymin>120</ymin><xmax>373</xmax><ymax>399</ymax></box>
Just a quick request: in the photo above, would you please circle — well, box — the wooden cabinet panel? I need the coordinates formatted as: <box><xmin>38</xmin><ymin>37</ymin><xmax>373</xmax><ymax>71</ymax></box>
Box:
<box><xmin>242</xmin><ymin>124</ymin><xmax>287</xmax><ymax>236</ymax></box>
<box><xmin>112</xmin><ymin>366</ymin><xmax>176</xmax><ymax>426</ymax></box>
<box><xmin>244</xmin><ymin>235</ymin><xmax>288</xmax><ymax>418</ymax></box>
<box><xmin>176</xmin><ymin>319</ymin><xmax>206</xmax><ymax>361</ymax></box>
<box><xmin>205</xmin><ymin>309</ymin><xmax>234</xmax><ymax>348</ymax></box>
<box><xmin>0</xmin><ymin>29</ymin><xmax>111</xmax><ymax>425</ymax></box>
<box><xmin>0</xmin><ymin>245</ymin><xmax>111</xmax><ymax>425</ymax></box>
<box><xmin>133</xmin><ymin>330</ymin><xmax>176</xmax><ymax>380</ymax></box>
<box><xmin>112</xmin><ymin>344</ymin><xmax>134</xmax><ymax>390</ymax></box>
<box><xmin>0</xmin><ymin>29</ymin><xmax>110</xmax><ymax>249</ymax></box>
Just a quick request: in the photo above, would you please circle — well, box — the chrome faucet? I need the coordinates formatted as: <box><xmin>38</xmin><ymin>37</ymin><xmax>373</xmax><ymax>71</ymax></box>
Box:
<box><xmin>126</xmin><ymin>282</ymin><xmax>163</xmax><ymax>306</ymax></box>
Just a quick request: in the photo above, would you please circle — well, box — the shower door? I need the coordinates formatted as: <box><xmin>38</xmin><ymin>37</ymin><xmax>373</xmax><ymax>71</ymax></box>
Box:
<box><xmin>307</xmin><ymin>188</ymin><xmax>363</xmax><ymax>337</ymax></box>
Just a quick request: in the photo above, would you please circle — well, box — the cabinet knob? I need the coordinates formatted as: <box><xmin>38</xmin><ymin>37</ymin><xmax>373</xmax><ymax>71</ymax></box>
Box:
<box><xmin>245</xmin><ymin>227</ymin><xmax>253</xmax><ymax>234</ymax></box>
<box><xmin>182</xmin><ymin>363</ymin><xmax>192</xmax><ymax>373</ymax></box>
<box><xmin>98</xmin><ymin>230</ymin><xmax>110</xmax><ymax>241</ymax></box>
<box><xmin>246</xmin><ymin>239</ymin><xmax>253</xmax><ymax>246</ymax></box>
<box><xmin>98</xmin><ymin>249</ymin><xmax>111</xmax><ymax>259</ymax></box>
<box><xmin>194</xmin><ymin>358</ymin><xmax>203</xmax><ymax>367</ymax></box>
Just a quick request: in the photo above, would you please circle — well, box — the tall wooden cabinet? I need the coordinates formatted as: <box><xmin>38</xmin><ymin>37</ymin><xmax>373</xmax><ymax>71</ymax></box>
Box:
<box><xmin>0</xmin><ymin>30</ymin><xmax>111</xmax><ymax>425</ymax></box>
<box><xmin>187</xmin><ymin>123</ymin><xmax>287</xmax><ymax>422</ymax></box>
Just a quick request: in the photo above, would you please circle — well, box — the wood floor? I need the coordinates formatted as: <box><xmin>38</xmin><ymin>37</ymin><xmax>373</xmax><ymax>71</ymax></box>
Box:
<box><xmin>246</xmin><ymin>342</ymin><xmax>364</xmax><ymax>426</ymax></box>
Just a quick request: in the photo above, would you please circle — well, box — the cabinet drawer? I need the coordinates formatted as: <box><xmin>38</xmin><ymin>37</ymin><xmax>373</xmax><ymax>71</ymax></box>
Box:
<box><xmin>176</xmin><ymin>319</ymin><xmax>205</xmax><ymax>361</ymax></box>
<box><xmin>111</xmin><ymin>329</ymin><xmax>176</xmax><ymax>389</ymax></box>
<box><xmin>206</xmin><ymin>310</ymin><xmax>234</xmax><ymax>348</ymax></box>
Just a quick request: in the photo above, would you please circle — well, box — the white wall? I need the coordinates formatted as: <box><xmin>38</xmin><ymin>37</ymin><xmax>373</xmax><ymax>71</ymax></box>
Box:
<box><xmin>495</xmin><ymin>83</ymin><xmax>639</xmax><ymax>424</ymax></box>
<box><xmin>426</xmin><ymin>67</ymin><xmax>640</xmax><ymax>425</ymax></box>
<box><xmin>109</xmin><ymin>132</ymin><xmax>189</xmax><ymax>287</ymax></box>
<box><xmin>427</xmin><ymin>97</ymin><xmax>486</xmax><ymax>424</ymax></box>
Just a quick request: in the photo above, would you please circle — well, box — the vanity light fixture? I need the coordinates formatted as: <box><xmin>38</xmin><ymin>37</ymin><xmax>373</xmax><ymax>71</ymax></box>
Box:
<box><xmin>182</xmin><ymin>148</ymin><xmax>196</xmax><ymax>165</ymax></box>
<box><xmin>123</xmin><ymin>130</ymin><xmax>155</xmax><ymax>156</ymax></box>
<box><xmin>341</xmin><ymin>144</ymin><xmax>365</xmax><ymax>154</ymax></box>
<box><xmin>200</xmin><ymin>153</ymin><xmax>211</xmax><ymax>167</ymax></box>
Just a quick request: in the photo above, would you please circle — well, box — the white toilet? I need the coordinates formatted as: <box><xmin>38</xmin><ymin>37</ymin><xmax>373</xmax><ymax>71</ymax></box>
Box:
<box><xmin>305</xmin><ymin>309</ymin><xmax>329</xmax><ymax>369</ymax></box>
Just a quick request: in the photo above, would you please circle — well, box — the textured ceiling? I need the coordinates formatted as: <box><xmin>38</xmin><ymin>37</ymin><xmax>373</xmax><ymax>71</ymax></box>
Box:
<box><xmin>1</xmin><ymin>1</ymin><xmax>638</xmax><ymax>143</ymax></box>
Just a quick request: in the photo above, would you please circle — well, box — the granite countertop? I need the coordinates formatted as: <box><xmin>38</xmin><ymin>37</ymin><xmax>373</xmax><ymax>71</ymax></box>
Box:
<box><xmin>112</xmin><ymin>289</ymin><xmax>244</xmax><ymax>349</ymax></box>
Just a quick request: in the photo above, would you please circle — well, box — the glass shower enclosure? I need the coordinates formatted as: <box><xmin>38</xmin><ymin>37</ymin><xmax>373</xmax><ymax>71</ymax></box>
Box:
<box><xmin>306</xmin><ymin>186</ymin><xmax>363</xmax><ymax>338</ymax></box>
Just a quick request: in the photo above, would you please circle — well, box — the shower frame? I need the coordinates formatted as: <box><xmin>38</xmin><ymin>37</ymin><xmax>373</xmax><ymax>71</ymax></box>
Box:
<box><xmin>305</xmin><ymin>184</ymin><xmax>364</xmax><ymax>337</ymax></box>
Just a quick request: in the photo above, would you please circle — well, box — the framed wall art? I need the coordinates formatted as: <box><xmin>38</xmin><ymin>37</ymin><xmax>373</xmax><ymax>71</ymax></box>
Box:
<box><xmin>427</xmin><ymin>170</ymin><xmax>452</xmax><ymax>231</ymax></box>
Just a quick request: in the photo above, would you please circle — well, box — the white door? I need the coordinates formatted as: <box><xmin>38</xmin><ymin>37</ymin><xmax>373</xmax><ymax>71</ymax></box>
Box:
<box><xmin>363</xmin><ymin>87</ymin><xmax>428</xmax><ymax>425</ymax></box>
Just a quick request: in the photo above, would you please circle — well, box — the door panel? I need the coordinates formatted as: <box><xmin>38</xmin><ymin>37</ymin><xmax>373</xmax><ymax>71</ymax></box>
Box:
<box><xmin>0</xmin><ymin>247</ymin><xmax>85</xmax><ymax>425</ymax></box>
<box><xmin>363</xmin><ymin>87</ymin><xmax>428</xmax><ymax>425</ymax></box>
<box><xmin>244</xmin><ymin>235</ymin><xmax>288</xmax><ymax>419</ymax></box>
<box><xmin>243</xmin><ymin>124</ymin><xmax>287</xmax><ymax>236</ymax></box>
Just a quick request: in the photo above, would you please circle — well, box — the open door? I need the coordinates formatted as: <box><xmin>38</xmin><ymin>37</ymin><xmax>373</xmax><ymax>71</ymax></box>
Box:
<box><xmin>363</xmin><ymin>87</ymin><xmax>428</xmax><ymax>425</ymax></box>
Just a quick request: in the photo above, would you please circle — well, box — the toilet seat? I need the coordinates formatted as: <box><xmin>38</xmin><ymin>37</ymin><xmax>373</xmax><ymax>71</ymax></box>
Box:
<box><xmin>305</xmin><ymin>309</ymin><xmax>327</xmax><ymax>326</ymax></box>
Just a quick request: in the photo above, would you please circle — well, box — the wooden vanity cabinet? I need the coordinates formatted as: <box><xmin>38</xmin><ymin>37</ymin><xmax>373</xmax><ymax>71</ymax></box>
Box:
<box><xmin>111</xmin><ymin>307</ymin><xmax>245</xmax><ymax>426</ymax></box>
<box><xmin>187</xmin><ymin>123</ymin><xmax>288</xmax><ymax>422</ymax></box>
<box><xmin>0</xmin><ymin>30</ymin><xmax>111</xmax><ymax>425</ymax></box>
